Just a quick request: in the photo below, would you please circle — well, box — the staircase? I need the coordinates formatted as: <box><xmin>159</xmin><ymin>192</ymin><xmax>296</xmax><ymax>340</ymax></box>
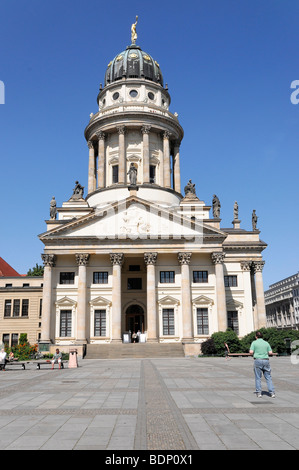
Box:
<box><xmin>85</xmin><ymin>342</ymin><xmax>185</xmax><ymax>359</ymax></box>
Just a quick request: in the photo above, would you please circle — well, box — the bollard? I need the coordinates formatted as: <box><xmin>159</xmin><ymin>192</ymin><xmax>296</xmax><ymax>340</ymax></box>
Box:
<box><xmin>68</xmin><ymin>349</ymin><xmax>78</xmax><ymax>368</ymax></box>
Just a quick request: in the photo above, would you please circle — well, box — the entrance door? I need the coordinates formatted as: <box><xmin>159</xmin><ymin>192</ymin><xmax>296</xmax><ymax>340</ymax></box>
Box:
<box><xmin>126</xmin><ymin>305</ymin><xmax>145</xmax><ymax>334</ymax></box>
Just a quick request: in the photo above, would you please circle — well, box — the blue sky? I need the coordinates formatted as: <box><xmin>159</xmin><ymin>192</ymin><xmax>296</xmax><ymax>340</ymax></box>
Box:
<box><xmin>0</xmin><ymin>0</ymin><xmax>298</xmax><ymax>289</ymax></box>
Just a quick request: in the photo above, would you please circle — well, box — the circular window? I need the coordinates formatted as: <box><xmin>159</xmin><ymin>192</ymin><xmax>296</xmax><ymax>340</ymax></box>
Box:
<box><xmin>148</xmin><ymin>92</ymin><xmax>155</xmax><ymax>100</ymax></box>
<box><xmin>113</xmin><ymin>92</ymin><xmax>119</xmax><ymax>100</ymax></box>
<box><xmin>129</xmin><ymin>89</ymin><xmax>138</xmax><ymax>98</ymax></box>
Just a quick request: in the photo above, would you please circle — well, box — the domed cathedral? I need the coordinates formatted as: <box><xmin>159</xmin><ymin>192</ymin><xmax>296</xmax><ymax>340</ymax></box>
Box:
<box><xmin>39</xmin><ymin>18</ymin><xmax>267</xmax><ymax>358</ymax></box>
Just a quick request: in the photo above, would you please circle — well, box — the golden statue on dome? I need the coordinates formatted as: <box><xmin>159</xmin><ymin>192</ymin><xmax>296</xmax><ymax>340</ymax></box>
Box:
<box><xmin>131</xmin><ymin>15</ymin><xmax>138</xmax><ymax>44</ymax></box>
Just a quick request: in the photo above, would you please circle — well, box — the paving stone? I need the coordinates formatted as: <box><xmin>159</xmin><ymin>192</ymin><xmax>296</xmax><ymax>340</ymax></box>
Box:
<box><xmin>0</xmin><ymin>357</ymin><xmax>298</xmax><ymax>450</ymax></box>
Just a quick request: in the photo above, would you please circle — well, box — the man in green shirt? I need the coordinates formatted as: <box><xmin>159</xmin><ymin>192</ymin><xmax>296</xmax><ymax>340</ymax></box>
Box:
<box><xmin>249</xmin><ymin>331</ymin><xmax>275</xmax><ymax>398</ymax></box>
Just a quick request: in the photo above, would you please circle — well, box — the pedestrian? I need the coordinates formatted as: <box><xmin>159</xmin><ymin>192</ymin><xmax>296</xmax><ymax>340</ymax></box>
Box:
<box><xmin>0</xmin><ymin>348</ymin><xmax>7</xmax><ymax>370</ymax></box>
<box><xmin>224</xmin><ymin>342</ymin><xmax>231</xmax><ymax>360</ymax></box>
<box><xmin>51</xmin><ymin>348</ymin><xmax>62</xmax><ymax>369</ymax></box>
<box><xmin>249</xmin><ymin>331</ymin><xmax>275</xmax><ymax>398</ymax></box>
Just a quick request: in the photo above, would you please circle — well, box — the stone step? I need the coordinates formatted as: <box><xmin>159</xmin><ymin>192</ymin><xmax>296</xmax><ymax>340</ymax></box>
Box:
<box><xmin>85</xmin><ymin>343</ymin><xmax>185</xmax><ymax>359</ymax></box>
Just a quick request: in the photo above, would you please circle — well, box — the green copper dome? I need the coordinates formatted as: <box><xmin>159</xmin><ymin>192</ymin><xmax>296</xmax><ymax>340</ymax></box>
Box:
<box><xmin>104</xmin><ymin>44</ymin><xmax>163</xmax><ymax>87</ymax></box>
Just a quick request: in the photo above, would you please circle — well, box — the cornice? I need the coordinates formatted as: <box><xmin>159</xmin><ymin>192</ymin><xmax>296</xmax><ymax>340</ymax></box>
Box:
<box><xmin>84</xmin><ymin>109</ymin><xmax>184</xmax><ymax>142</ymax></box>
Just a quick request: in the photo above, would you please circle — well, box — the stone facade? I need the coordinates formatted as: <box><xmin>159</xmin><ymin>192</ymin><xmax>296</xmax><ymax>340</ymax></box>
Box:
<box><xmin>38</xmin><ymin>31</ymin><xmax>267</xmax><ymax>351</ymax></box>
<box><xmin>265</xmin><ymin>272</ymin><xmax>299</xmax><ymax>330</ymax></box>
<box><xmin>0</xmin><ymin>275</ymin><xmax>43</xmax><ymax>346</ymax></box>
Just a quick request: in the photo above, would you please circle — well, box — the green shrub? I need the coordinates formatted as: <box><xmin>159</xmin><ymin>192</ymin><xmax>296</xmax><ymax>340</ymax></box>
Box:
<box><xmin>201</xmin><ymin>329</ymin><xmax>241</xmax><ymax>356</ymax></box>
<box><xmin>200</xmin><ymin>327</ymin><xmax>299</xmax><ymax>356</ymax></box>
<box><xmin>200</xmin><ymin>338</ymin><xmax>216</xmax><ymax>356</ymax></box>
<box><xmin>240</xmin><ymin>328</ymin><xmax>299</xmax><ymax>354</ymax></box>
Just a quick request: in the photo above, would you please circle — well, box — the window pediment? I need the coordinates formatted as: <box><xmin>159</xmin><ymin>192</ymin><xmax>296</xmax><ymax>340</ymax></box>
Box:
<box><xmin>192</xmin><ymin>295</ymin><xmax>214</xmax><ymax>306</ymax></box>
<box><xmin>158</xmin><ymin>295</ymin><xmax>180</xmax><ymax>306</ymax></box>
<box><xmin>89</xmin><ymin>296</ymin><xmax>111</xmax><ymax>307</ymax></box>
<box><xmin>55</xmin><ymin>296</ymin><xmax>77</xmax><ymax>307</ymax></box>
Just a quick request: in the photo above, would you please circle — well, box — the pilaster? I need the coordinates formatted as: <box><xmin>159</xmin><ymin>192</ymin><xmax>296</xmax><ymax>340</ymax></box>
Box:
<box><xmin>110</xmin><ymin>253</ymin><xmax>124</xmax><ymax>341</ymax></box>
<box><xmin>211</xmin><ymin>252</ymin><xmax>227</xmax><ymax>331</ymax></box>
<box><xmin>178</xmin><ymin>252</ymin><xmax>193</xmax><ymax>340</ymax></box>
<box><xmin>144</xmin><ymin>252</ymin><xmax>158</xmax><ymax>342</ymax></box>
<box><xmin>75</xmin><ymin>253</ymin><xmax>90</xmax><ymax>344</ymax></box>
<box><xmin>40</xmin><ymin>254</ymin><xmax>56</xmax><ymax>345</ymax></box>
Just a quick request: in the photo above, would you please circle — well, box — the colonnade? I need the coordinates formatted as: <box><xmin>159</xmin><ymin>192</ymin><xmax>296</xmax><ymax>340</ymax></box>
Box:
<box><xmin>40</xmin><ymin>252</ymin><xmax>267</xmax><ymax>346</ymax></box>
<box><xmin>87</xmin><ymin>127</ymin><xmax>181</xmax><ymax>194</ymax></box>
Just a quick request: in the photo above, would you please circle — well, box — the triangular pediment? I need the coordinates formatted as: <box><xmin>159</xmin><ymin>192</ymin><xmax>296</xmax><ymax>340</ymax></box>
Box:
<box><xmin>89</xmin><ymin>296</ymin><xmax>111</xmax><ymax>307</ymax></box>
<box><xmin>39</xmin><ymin>195</ymin><xmax>226</xmax><ymax>243</ymax></box>
<box><xmin>55</xmin><ymin>296</ymin><xmax>77</xmax><ymax>307</ymax></box>
<box><xmin>158</xmin><ymin>295</ymin><xmax>180</xmax><ymax>305</ymax></box>
<box><xmin>192</xmin><ymin>295</ymin><xmax>214</xmax><ymax>306</ymax></box>
<box><xmin>226</xmin><ymin>298</ymin><xmax>243</xmax><ymax>309</ymax></box>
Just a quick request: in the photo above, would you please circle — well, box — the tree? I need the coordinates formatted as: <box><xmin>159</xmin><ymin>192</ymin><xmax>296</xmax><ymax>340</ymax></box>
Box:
<box><xmin>27</xmin><ymin>263</ymin><xmax>44</xmax><ymax>276</ymax></box>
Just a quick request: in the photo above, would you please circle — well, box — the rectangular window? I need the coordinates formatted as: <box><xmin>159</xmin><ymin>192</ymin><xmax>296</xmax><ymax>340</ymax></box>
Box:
<box><xmin>193</xmin><ymin>271</ymin><xmax>208</xmax><ymax>283</ymax></box>
<box><xmin>93</xmin><ymin>272</ymin><xmax>108</xmax><ymax>284</ymax></box>
<box><xmin>227</xmin><ymin>311</ymin><xmax>239</xmax><ymax>334</ymax></box>
<box><xmin>127</xmin><ymin>278</ymin><xmax>142</xmax><ymax>290</ymax></box>
<box><xmin>11</xmin><ymin>334</ymin><xmax>18</xmax><ymax>347</ymax></box>
<box><xmin>21</xmin><ymin>299</ymin><xmax>29</xmax><ymax>317</ymax></box>
<box><xmin>112</xmin><ymin>165</ymin><xmax>119</xmax><ymax>184</ymax></box>
<box><xmin>4</xmin><ymin>300</ymin><xmax>11</xmax><ymax>317</ymax></box>
<box><xmin>60</xmin><ymin>272</ymin><xmax>75</xmax><ymax>285</ymax></box>
<box><xmin>39</xmin><ymin>299</ymin><xmax>43</xmax><ymax>317</ymax></box>
<box><xmin>163</xmin><ymin>308</ymin><xmax>175</xmax><ymax>335</ymax></box>
<box><xmin>5</xmin><ymin>284</ymin><xmax>12</xmax><ymax>288</ymax></box>
<box><xmin>224</xmin><ymin>275</ymin><xmax>238</xmax><ymax>287</ymax></box>
<box><xmin>94</xmin><ymin>309</ymin><xmax>106</xmax><ymax>336</ymax></box>
<box><xmin>2</xmin><ymin>334</ymin><xmax>9</xmax><ymax>347</ymax></box>
<box><xmin>60</xmin><ymin>310</ymin><xmax>72</xmax><ymax>337</ymax></box>
<box><xmin>150</xmin><ymin>165</ymin><xmax>156</xmax><ymax>183</ymax></box>
<box><xmin>197</xmin><ymin>308</ymin><xmax>209</xmax><ymax>335</ymax></box>
<box><xmin>13</xmin><ymin>299</ymin><xmax>20</xmax><ymax>317</ymax></box>
<box><xmin>160</xmin><ymin>271</ymin><xmax>175</xmax><ymax>283</ymax></box>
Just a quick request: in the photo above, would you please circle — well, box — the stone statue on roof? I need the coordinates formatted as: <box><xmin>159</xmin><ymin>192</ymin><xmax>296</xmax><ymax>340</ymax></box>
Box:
<box><xmin>50</xmin><ymin>196</ymin><xmax>57</xmax><ymax>220</ymax></box>
<box><xmin>212</xmin><ymin>194</ymin><xmax>221</xmax><ymax>218</ymax></box>
<box><xmin>184</xmin><ymin>179</ymin><xmax>197</xmax><ymax>198</ymax></box>
<box><xmin>252</xmin><ymin>210</ymin><xmax>258</xmax><ymax>230</ymax></box>
<box><xmin>70</xmin><ymin>181</ymin><xmax>84</xmax><ymax>200</ymax></box>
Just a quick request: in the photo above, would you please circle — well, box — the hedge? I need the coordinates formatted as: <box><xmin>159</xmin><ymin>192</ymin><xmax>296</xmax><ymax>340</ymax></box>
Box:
<box><xmin>200</xmin><ymin>328</ymin><xmax>299</xmax><ymax>356</ymax></box>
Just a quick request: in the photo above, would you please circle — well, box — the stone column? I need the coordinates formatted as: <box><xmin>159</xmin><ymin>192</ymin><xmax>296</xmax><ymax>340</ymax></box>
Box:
<box><xmin>163</xmin><ymin>131</ymin><xmax>171</xmax><ymax>188</ymax></box>
<box><xmin>240</xmin><ymin>261</ymin><xmax>254</xmax><ymax>332</ymax></box>
<box><xmin>110</xmin><ymin>253</ymin><xmax>124</xmax><ymax>341</ymax></box>
<box><xmin>178</xmin><ymin>252</ymin><xmax>193</xmax><ymax>340</ymax></box>
<box><xmin>75</xmin><ymin>253</ymin><xmax>90</xmax><ymax>343</ymax></box>
<box><xmin>87</xmin><ymin>141</ymin><xmax>96</xmax><ymax>194</ymax></box>
<box><xmin>211</xmin><ymin>252</ymin><xmax>227</xmax><ymax>331</ymax></box>
<box><xmin>252</xmin><ymin>260</ymin><xmax>267</xmax><ymax>328</ymax></box>
<box><xmin>173</xmin><ymin>141</ymin><xmax>181</xmax><ymax>193</ymax></box>
<box><xmin>142</xmin><ymin>125</ymin><xmax>151</xmax><ymax>184</ymax></box>
<box><xmin>97</xmin><ymin>131</ymin><xmax>106</xmax><ymax>189</ymax></box>
<box><xmin>144</xmin><ymin>252</ymin><xmax>158</xmax><ymax>342</ymax></box>
<box><xmin>117</xmin><ymin>126</ymin><xmax>126</xmax><ymax>184</ymax></box>
<box><xmin>40</xmin><ymin>254</ymin><xmax>56</xmax><ymax>344</ymax></box>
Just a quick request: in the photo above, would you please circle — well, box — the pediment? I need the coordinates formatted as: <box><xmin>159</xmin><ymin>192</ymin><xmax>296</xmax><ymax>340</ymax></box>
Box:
<box><xmin>89</xmin><ymin>296</ymin><xmax>111</xmax><ymax>307</ymax></box>
<box><xmin>158</xmin><ymin>295</ymin><xmax>180</xmax><ymax>305</ymax></box>
<box><xmin>39</xmin><ymin>195</ymin><xmax>226</xmax><ymax>243</ymax></box>
<box><xmin>55</xmin><ymin>296</ymin><xmax>77</xmax><ymax>307</ymax></box>
<box><xmin>192</xmin><ymin>295</ymin><xmax>214</xmax><ymax>306</ymax></box>
<box><xmin>226</xmin><ymin>298</ymin><xmax>243</xmax><ymax>309</ymax></box>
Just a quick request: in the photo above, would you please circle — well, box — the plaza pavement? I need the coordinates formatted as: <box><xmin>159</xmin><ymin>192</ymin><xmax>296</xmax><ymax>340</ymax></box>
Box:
<box><xmin>0</xmin><ymin>356</ymin><xmax>298</xmax><ymax>451</ymax></box>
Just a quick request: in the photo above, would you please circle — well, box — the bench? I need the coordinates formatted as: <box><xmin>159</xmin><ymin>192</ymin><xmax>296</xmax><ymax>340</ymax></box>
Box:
<box><xmin>1</xmin><ymin>361</ymin><xmax>28</xmax><ymax>370</ymax></box>
<box><xmin>35</xmin><ymin>361</ymin><xmax>66</xmax><ymax>369</ymax></box>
